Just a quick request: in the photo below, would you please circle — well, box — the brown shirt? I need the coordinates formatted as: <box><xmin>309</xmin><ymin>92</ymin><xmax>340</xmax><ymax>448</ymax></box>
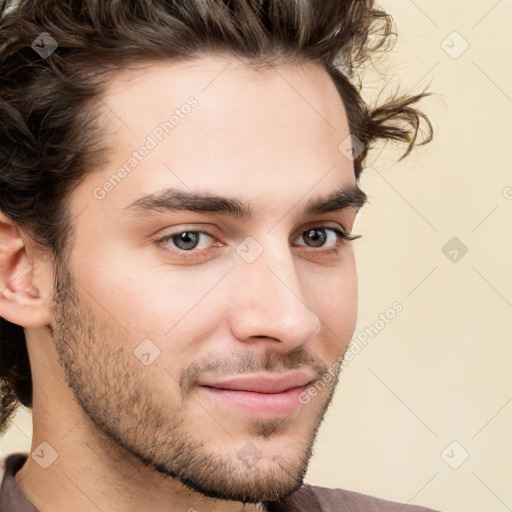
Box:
<box><xmin>0</xmin><ymin>452</ymin><xmax>439</xmax><ymax>511</ymax></box>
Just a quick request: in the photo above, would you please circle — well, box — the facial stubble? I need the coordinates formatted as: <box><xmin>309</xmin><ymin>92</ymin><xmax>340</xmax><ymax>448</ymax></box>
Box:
<box><xmin>50</xmin><ymin>260</ymin><xmax>345</xmax><ymax>504</ymax></box>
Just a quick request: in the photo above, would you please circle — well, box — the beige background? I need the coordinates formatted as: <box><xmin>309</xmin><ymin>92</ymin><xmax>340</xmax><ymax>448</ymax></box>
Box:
<box><xmin>1</xmin><ymin>1</ymin><xmax>511</xmax><ymax>511</ymax></box>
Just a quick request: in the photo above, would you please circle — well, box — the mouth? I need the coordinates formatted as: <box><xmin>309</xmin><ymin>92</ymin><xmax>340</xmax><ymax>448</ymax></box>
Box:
<box><xmin>196</xmin><ymin>372</ymin><xmax>314</xmax><ymax>420</ymax></box>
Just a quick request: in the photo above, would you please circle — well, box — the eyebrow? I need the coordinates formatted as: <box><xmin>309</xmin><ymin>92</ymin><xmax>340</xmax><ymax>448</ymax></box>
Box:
<box><xmin>123</xmin><ymin>184</ymin><xmax>368</xmax><ymax>219</ymax></box>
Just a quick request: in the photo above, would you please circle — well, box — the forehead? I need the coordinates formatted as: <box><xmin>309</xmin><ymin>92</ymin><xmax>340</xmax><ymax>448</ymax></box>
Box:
<box><xmin>81</xmin><ymin>55</ymin><xmax>355</xmax><ymax>216</ymax></box>
<box><xmin>99</xmin><ymin>54</ymin><xmax>346</xmax><ymax>126</ymax></box>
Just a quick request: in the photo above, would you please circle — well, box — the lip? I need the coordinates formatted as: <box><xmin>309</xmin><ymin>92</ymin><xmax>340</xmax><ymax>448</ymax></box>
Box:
<box><xmin>197</xmin><ymin>371</ymin><xmax>315</xmax><ymax>393</ymax></box>
<box><xmin>196</xmin><ymin>372</ymin><xmax>314</xmax><ymax>420</ymax></box>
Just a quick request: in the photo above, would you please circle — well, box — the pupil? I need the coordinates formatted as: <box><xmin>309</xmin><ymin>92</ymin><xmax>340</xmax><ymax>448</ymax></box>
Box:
<box><xmin>306</xmin><ymin>228</ymin><xmax>326</xmax><ymax>247</ymax></box>
<box><xmin>174</xmin><ymin>231</ymin><xmax>199</xmax><ymax>250</ymax></box>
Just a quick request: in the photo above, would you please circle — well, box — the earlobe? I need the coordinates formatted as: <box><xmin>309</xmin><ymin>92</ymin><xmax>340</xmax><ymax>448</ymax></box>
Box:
<box><xmin>0</xmin><ymin>212</ymin><xmax>52</xmax><ymax>328</ymax></box>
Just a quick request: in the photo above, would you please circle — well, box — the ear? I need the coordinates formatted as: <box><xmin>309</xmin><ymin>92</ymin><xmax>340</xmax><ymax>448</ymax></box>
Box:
<box><xmin>0</xmin><ymin>212</ymin><xmax>53</xmax><ymax>328</ymax></box>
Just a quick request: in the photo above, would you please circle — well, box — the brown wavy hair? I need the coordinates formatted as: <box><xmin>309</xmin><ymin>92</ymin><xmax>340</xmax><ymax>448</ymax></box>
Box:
<box><xmin>0</xmin><ymin>0</ymin><xmax>432</xmax><ymax>435</ymax></box>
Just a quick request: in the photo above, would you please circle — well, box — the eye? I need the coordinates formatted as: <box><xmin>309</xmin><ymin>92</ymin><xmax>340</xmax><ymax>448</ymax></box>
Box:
<box><xmin>155</xmin><ymin>225</ymin><xmax>361</xmax><ymax>261</ymax></box>
<box><xmin>162</xmin><ymin>230</ymin><xmax>214</xmax><ymax>251</ymax></box>
<box><xmin>294</xmin><ymin>226</ymin><xmax>360</xmax><ymax>250</ymax></box>
<box><xmin>298</xmin><ymin>227</ymin><xmax>337</xmax><ymax>248</ymax></box>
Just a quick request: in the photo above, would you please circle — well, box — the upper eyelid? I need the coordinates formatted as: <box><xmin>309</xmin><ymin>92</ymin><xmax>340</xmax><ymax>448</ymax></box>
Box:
<box><xmin>159</xmin><ymin>224</ymin><xmax>349</xmax><ymax>247</ymax></box>
<box><xmin>159</xmin><ymin>222</ymin><xmax>348</xmax><ymax>236</ymax></box>
<box><xmin>299</xmin><ymin>221</ymin><xmax>349</xmax><ymax>234</ymax></box>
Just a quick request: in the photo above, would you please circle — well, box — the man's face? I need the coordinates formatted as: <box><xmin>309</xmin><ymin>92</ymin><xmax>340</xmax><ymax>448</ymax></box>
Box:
<box><xmin>51</xmin><ymin>55</ymin><xmax>363</xmax><ymax>503</ymax></box>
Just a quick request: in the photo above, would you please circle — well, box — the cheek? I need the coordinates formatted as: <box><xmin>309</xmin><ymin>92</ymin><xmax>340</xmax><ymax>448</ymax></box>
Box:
<box><xmin>73</xmin><ymin>230</ymin><xmax>214</xmax><ymax>324</ymax></box>
<box><xmin>72</xmin><ymin>249</ymin><xmax>231</xmax><ymax>370</ymax></box>
<box><xmin>302</xmin><ymin>255</ymin><xmax>358</xmax><ymax>358</ymax></box>
<box><xmin>304</xmin><ymin>251</ymin><xmax>357</xmax><ymax>312</ymax></box>
<box><xmin>70</xmin><ymin>224</ymin><xmax>357</xmax><ymax>368</ymax></box>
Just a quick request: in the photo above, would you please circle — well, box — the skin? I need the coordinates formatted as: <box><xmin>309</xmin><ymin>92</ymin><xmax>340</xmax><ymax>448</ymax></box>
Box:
<box><xmin>0</xmin><ymin>54</ymin><xmax>365</xmax><ymax>512</ymax></box>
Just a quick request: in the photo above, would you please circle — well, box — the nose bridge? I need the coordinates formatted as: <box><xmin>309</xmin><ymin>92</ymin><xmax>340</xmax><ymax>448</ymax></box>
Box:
<box><xmin>228</xmin><ymin>235</ymin><xmax>322</xmax><ymax>345</ymax></box>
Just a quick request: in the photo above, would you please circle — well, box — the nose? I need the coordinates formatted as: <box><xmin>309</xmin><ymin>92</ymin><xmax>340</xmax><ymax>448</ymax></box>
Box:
<box><xmin>227</xmin><ymin>240</ymin><xmax>322</xmax><ymax>349</ymax></box>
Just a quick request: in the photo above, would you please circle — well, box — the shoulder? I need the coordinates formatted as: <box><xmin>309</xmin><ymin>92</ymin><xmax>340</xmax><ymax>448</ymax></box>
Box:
<box><xmin>1</xmin><ymin>452</ymin><xmax>28</xmax><ymax>478</ymax></box>
<box><xmin>1</xmin><ymin>452</ymin><xmax>27</xmax><ymax>489</ymax></box>
<box><xmin>0</xmin><ymin>452</ymin><xmax>37</xmax><ymax>512</ymax></box>
<box><xmin>273</xmin><ymin>483</ymin><xmax>441</xmax><ymax>512</ymax></box>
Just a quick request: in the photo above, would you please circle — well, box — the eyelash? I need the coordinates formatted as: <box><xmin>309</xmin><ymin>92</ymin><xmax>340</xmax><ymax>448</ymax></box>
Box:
<box><xmin>155</xmin><ymin>226</ymin><xmax>362</xmax><ymax>260</ymax></box>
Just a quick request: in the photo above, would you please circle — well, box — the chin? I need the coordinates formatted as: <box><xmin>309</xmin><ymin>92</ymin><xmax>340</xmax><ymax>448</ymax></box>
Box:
<box><xmin>176</xmin><ymin>459</ymin><xmax>306</xmax><ymax>504</ymax></box>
